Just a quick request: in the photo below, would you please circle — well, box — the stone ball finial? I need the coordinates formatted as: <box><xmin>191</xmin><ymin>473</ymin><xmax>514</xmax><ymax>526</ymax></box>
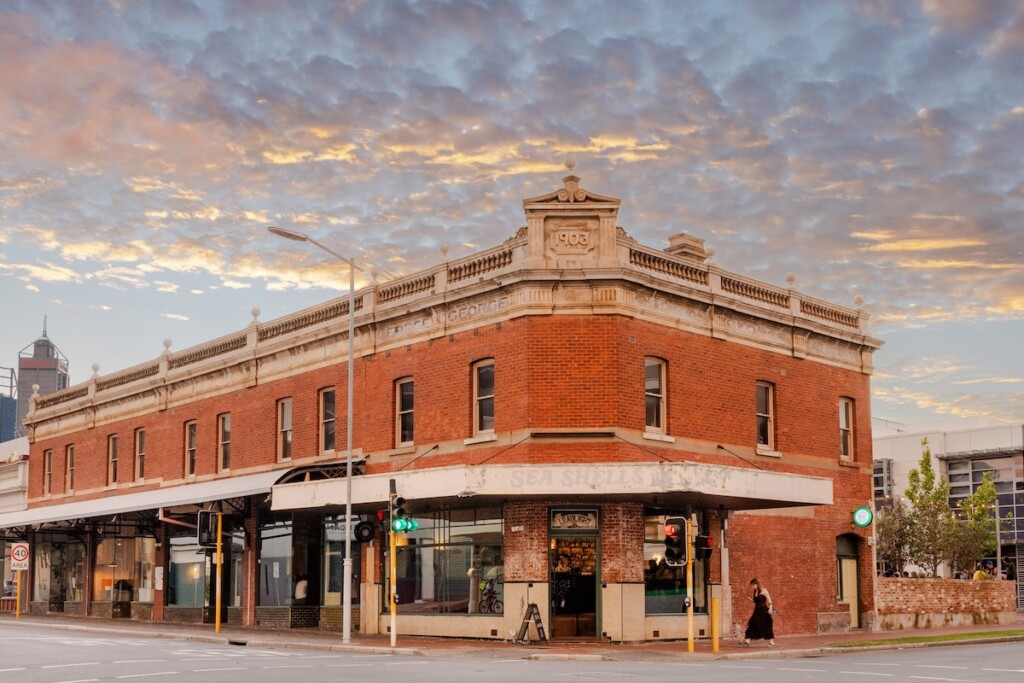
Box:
<box><xmin>785</xmin><ymin>272</ymin><xmax>796</xmax><ymax>287</ymax></box>
<box><xmin>251</xmin><ymin>307</ymin><xmax>261</xmax><ymax>323</ymax></box>
<box><xmin>370</xmin><ymin>265</ymin><xmax>380</xmax><ymax>282</ymax></box>
<box><xmin>91</xmin><ymin>363</ymin><xmax>100</xmax><ymax>378</ymax></box>
<box><xmin>854</xmin><ymin>294</ymin><xmax>865</xmax><ymax>307</ymax></box>
<box><xmin>32</xmin><ymin>384</ymin><xmax>40</xmax><ymax>397</ymax></box>
<box><xmin>440</xmin><ymin>243</ymin><xmax>450</xmax><ymax>261</ymax></box>
<box><xmin>564</xmin><ymin>157</ymin><xmax>576</xmax><ymax>173</ymax></box>
<box><xmin>704</xmin><ymin>245</ymin><xmax>716</xmax><ymax>265</ymax></box>
<box><xmin>163</xmin><ymin>339</ymin><xmax>172</xmax><ymax>354</ymax></box>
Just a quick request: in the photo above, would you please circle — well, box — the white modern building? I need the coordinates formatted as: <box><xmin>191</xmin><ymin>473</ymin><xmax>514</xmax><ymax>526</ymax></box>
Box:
<box><xmin>874</xmin><ymin>417</ymin><xmax>1023</xmax><ymax>606</ymax></box>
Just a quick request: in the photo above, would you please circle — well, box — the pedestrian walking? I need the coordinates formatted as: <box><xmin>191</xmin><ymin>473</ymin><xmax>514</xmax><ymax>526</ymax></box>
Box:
<box><xmin>738</xmin><ymin>577</ymin><xmax>775</xmax><ymax>647</ymax></box>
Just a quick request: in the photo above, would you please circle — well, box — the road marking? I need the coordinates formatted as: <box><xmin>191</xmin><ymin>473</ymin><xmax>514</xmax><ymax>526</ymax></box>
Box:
<box><xmin>0</xmin><ymin>668</ymin><xmax>27</xmax><ymax>673</ymax></box>
<box><xmin>778</xmin><ymin>668</ymin><xmax>828</xmax><ymax>672</ymax></box>
<box><xmin>915</xmin><ymin>665</ymin><xmax>967</xmax><ymax>670</ymax></box>
<box><xmin>838</xmin><ymin>672</ymin><xmax>894</xmax><ymax>677</ymax></box>
<box><xmin>43</xmin><ymin>663</ymin><xmax>100</xmax><ymax>669</ymax></box>
<box><xmin>982</xmin><ymin>668</ymin><xmax>1024</xmax><ymax>673</ymax></box>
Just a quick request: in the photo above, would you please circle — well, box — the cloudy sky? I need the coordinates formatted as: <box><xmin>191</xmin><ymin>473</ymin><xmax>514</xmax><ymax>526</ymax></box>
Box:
<box><xmin>1</xmin><ymin>0</ymin><xmax>1022</xmax><ymax>429</ymax></box>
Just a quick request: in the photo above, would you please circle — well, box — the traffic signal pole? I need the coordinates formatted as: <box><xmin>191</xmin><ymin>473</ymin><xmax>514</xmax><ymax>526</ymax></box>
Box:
<box><xmin>389</xmin><ymin>479</ymin><xmax>398</xmax><ymax>647</ymax></box>
<box><xmin>215</xmin><ymin>512</ymin><xmax>223</xmax><ymax>634</ymax></box>
<box><xmin>687</xmin><ymin>514</ymin><xmax>695</xmax><ymax>653</ymax></box>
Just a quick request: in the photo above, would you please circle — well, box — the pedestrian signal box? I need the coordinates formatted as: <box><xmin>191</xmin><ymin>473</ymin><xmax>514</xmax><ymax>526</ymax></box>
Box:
<box><xmin>694</xmin><ymin>534</ymin><xmax>714</xmax><ymax>561</ymax></box>
<box><xmin>197</xmin><ymin>510</ymin><xmax>218</xmax><ymax>548</ymax></box>
<box><xmin>663</xmin><ymin>517</ymin><xmax>687</xmax><ymax>566</ymax></box>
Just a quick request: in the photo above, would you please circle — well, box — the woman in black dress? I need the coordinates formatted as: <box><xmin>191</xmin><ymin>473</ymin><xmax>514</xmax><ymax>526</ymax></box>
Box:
<box><xmin>739</xmin><ymin>577</ymin><xmax>775</xmax><ymax>647</ymax></box>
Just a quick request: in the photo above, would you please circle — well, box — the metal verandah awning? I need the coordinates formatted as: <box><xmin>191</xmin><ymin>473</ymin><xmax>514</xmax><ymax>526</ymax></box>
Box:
<box><xmin>0</xmin><ymin>469</ymin><xmax>285</xmax><ymax>529</ymax></box>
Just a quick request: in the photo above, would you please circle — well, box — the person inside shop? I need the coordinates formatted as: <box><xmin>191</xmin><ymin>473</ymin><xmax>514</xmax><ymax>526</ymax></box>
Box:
<box><xmin>293</xmin><ymin>574</ymin><xmax>309</xmax><ymax>604</ymax></box>
<box><xmin>553</xmin><ymin>553</ymin><xmax>573</xmax><ymax>610</ymax></box>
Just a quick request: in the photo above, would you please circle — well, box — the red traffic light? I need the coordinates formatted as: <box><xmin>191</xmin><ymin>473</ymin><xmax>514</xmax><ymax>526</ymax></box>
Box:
<box><xmin>664</xmin><ymin>522</ymin><xmax>683</xmax><ymax>537</ymax></box>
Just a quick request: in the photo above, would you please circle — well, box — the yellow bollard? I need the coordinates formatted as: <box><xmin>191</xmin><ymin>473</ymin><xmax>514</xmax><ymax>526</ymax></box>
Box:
<box><xmin>712</xmin><ymin>597</ymin><xmax>720</xmax><ymax>652</ymax></box>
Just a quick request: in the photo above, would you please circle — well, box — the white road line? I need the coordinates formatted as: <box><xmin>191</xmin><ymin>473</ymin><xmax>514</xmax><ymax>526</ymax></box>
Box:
<box><xmin>982</xmin><ymin>668</ymin><xmax>1024</xmax><ymax>673</ymax></box>
<box><xmin>260</xmin><ymin>665</ymin><xmax>315</xmax><ymax>669</ymax></box>
<box><xmin>838</xmin><ymin>672</ymin><xmax>894</xmax><ymax>677</ymax></box>
<box><xmin>0</xmin><ymin>668</ymin><xmax>27</xmax><ymax>673</ymax></box>
<box><xmin>915</xmin><ymin>665</ymin><xmax>967</xmax><ymax>670</ymax></box>
<box><xmin>43</xmin><ymin>663</ymin><xmax>100</xmax><ymax>669</ymax></box>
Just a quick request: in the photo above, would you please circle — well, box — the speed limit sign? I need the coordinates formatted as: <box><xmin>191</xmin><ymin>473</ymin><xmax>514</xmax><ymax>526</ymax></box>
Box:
<box><xmin>11</xmin><ymin>542</ymin><xmax>30</xmax><ymax>570</ymax></box>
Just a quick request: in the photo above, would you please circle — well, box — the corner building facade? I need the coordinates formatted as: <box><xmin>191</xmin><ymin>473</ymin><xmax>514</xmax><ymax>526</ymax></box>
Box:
<box><xmin>4</xmin><ymin>175</ymin><xmax>882</xmax><ymax>641</ymax></box>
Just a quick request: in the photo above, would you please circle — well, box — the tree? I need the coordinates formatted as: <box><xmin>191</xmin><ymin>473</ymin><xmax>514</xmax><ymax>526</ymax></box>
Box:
<box><xmin>875</xmin><ymin>496</ymin><xmax>912</xmax><ymax>575</ymax></box>
<box><xmin>947</xmin><ymin>473</ymin><xmax>997</xmax><ymax>577</ymax></box>
<box><xmin>904</xmin><ymin>438</ymin><xmax>953</xmax><ymax>577</ymax></box>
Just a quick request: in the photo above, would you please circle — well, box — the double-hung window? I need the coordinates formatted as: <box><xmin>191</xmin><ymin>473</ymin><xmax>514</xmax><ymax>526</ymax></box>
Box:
<box><xmin>43</xmin><ymin>449</ymin><xmax>53</xmax><ymax>495</ymax></box>
<box><xmin>278</xmin><ymin>398</ymin><xmax>293</xmax><ymax>461</ymax></box>
<box><xmin>184</xmin><ymin>420</ymin><xmax>198</xmax><ymax>476</ymax></box>
<box><xmin>396</xmin><ymin>378</ymin><xmax>414</xmax><ymax>446</ymax></box>
<box><xmin>320</xmin><ymin>388</ymin><xmax>336</xmax><ymax>453</ymax></box>
<box><xmin>108</xmin><ymin>435</ymin><xmax>119</xmax><ymax>485</ymax></box>
<box><xmin>644</xmin><ymin>358</ymin><xmax>666</xmax><ymax>433</ymax></box>
<box><xmin>134</xmin><ymin>428</ymin><xmax>146</xmax><ymax>480</ymax></box>
<box><xmin>756</xmin><ymin>381</ymin><xmax>775</xmax><ymax>451</ymax></box>
<box><xmin>65</xmin><ymin>444</ymin><xmax>75</xmax><ymax>492</ymax></box>
<box><xmin>218</xmin><ymin>414</ymin><xmax>232</xmax><ymax>471</ymax></box>
<box><xmin>839</xmin><ymin>397</ymin><xmax>854</xmax><ymax>460</ymax></box>
<box><xmin>473</xmin><ymin>360</ymin><xmax>495</xmax><ymax>436</ymax></box>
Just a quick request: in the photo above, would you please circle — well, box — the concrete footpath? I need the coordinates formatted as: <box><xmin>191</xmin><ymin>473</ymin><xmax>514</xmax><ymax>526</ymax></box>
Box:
<box><xmin>2</xmin><ymin>611</ymin><xmax>1023</xmax><ymax>661</ymax></box>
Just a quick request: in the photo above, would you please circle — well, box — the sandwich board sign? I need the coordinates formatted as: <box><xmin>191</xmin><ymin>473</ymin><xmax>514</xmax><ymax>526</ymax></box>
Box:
<box><xmin>11</xmin><ymin>542</ymin><xmax>30</xmax><ymax>571</ymax></box>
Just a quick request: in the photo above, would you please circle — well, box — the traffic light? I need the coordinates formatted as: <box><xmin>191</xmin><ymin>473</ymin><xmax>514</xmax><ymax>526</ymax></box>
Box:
<box><xmin>390</xmin><ymin>493</ymin><xmax>418</xmax><ymax>533</ymax></box>
<box><xmin>663</xmin><ymin>517</ymin><xmax>686</xmax><ymax>566</ymax></box>
<box><xmin>694</xmin><ymin>534</ymin><xmax>713</xmax><ymax>561</ymax></box>
<box><xmin>197</xmin><ymin>510</ymin><xmax>218</xmax><ymax>548</ymax></box>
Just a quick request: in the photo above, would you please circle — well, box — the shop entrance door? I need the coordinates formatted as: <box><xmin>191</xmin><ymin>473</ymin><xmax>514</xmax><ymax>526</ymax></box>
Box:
<box><xmin>550</xmin><ymin>536</ymin><xmax>598</xmax><ymax>639</ymax></box>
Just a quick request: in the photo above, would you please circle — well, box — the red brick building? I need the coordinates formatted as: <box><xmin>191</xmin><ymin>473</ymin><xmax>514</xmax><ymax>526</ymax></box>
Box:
<box><xmin>1</xmin><ymin>174</ymin><xmax>882</xmax><ymax>641</ymax></box>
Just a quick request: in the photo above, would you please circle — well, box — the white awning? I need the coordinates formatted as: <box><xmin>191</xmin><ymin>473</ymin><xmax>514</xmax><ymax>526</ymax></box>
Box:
<box><xmin>0</xmin><ymin>470</ymin><xmax>284</xmax><ymax>528</ymax></box>
<box><xmin>272</xmin><ymin>461</ymin><xmax>833</xmax><ymax>512</ymax></box>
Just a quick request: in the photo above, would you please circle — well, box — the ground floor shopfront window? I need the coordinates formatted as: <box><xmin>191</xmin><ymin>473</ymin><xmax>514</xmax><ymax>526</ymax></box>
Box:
<box><xmin>389</xmin><ymin>507</ymin><xmax>503</xmax><ymax>614</ymax></box>
<box><xmin>643</xmin><ymin>513</ymin><xmax>709</xmax><ymax>614</ymax></box>
<box><xmin>168</xmin><ymin>535</ymin><xmax>208</xmax><ymax>607</ymax></box>
<box><xmin>259</xmin><ymin>516</ymin><xmax>363</xmax><ymax>608</ymax></box>
<box><xmin>33</xmin><ymin>539</ymin><xmax>85</xmax><ymax>609</ymax></box>
<box><xmin>94</xmin><ymin>537</ymin><xmax>155</xmax><ymax>605</ymax></box>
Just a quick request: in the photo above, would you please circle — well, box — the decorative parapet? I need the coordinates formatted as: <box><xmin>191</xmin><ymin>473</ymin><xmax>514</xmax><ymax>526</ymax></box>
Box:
<box><xmin>168</xmin><ymin>335</ymin><xmax>247</xmax><ymax>370</ymax></box>
<box><xmin>800</xmin><ymin>298</ymin><xmax>859</xmax><ymax>329</ymax></box>
<box><xmin>629</xmin><ymin>248</ymin><xmax>708</xmax><ymax>286</ymax></box>
<box><xmin>377</xmin><ymin>274</ymin><xmax>435</xmax><ymax>304</ymax></box>
<box><xmin>35</xmin><ymin>385</ymin><xmax>88</xmax><ymax>410</ymax></box>
<box><xmin>259</xmin><ymin>297</ymin><xmax>363</xmax><ymax>342</ymax></box>
<box><xmin>95</xmin><ymin>363</ymin><xmax>161</xmax><ymax>392</ymax></box>
<box><xmin>720</xmin><ymin>275</ymin><xmax>790</xmax><ymax>309</ymax></box>
<box><xmin>448</xmin><ymin>248</ymin><xmax>515</xmax><ymax>283</ymax></box>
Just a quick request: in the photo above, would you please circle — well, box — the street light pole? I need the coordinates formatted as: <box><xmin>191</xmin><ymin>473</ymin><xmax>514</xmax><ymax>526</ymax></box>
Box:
<box><xmin>268</xmin><ymin>226</ymin><xmax>361</xmax><ymax>644</ymax></box>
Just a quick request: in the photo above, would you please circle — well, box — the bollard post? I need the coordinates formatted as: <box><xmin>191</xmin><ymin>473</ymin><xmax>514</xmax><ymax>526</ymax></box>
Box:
<box><xmin>712</xmin><ymin>597</ymin><xmax>720</xmax><ymax>652</ymax></box>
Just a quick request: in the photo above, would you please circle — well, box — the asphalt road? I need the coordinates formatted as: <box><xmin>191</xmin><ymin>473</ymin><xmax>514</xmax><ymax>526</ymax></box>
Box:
<box><xmin>2</xmin><ymin>621</ymin><xmax>1024</xmax><ymax>682</ymax></box>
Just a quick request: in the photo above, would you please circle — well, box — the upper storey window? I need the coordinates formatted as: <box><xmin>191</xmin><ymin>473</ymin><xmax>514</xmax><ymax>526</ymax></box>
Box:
<box><xmin>218</xmin><ymin>413</ymin><xmax>232</xmax><ymax>471</ymax></box>
<box><xmin>839</xmin><ymin>397</ymin><xmax>854</xmax><ymax>461</ymax></box>
<box><xmin>278</xmin><ymin>398</ymin><xmax>293</xmax><ymax>461</ymax></box>
<box><xmin>756</xmin><ymin>381</ymin><xmax>776</xmax><ymax>453</ymax></box>
<box><xmin>65</xmin><ymin>444</ymin><xmax>75</xmax><ymax>492</ymax></box>
<box><xmin>184</xmin><ymin>420</ymin><xmax>198</xmax><ymax>477</ymax></box>
<box><xmin>43</xmin><ymin>449</ymin><xmax>53</xmax><ymax>495</ymax></box>
<box><xmin>473</xmin><ymin>360</ymin><xmax>495</xmax><ymax>436</ymax></box>
<box><xmin>644</xmin><ymin>358</ymin><xmax>666</xmax><ymax>433</ymax></box>
<box><xmin>108</xmin><ymin>435</ymin><xmax>119</xmax><ymax>486</ymax></box>
<box><xmin>396</xmin><ymin>378</ymin><xmax>414</xmax><ymax>447</ymax></box>
<box><xmin>134</xmin><ymin>428</ymin><xmax>146</xmax><ymax>480</ymax></box>
<box><xmin>320</xmin><ymin>388</ymin><xmax>336</xmax><ymax>453</ymax></box>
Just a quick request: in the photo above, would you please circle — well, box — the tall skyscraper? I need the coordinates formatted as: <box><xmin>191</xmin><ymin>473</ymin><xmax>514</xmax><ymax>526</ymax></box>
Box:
<box><xmin>16</xmin><ymin>319</ymin><xmax>70</xmax><ymax>438</ymax></box>
<box><xmin>0</xmin><ymin>369</ymin><xmax>16</xmax><ymax>441</ymax></box>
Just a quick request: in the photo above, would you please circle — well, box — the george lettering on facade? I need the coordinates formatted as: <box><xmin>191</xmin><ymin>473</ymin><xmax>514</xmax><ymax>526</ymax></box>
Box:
<box><xmin>447</xmin><ymin>296</ymin><xmax>509</xmax><ymax>323</ymax></box>
<box><xmin>379</xmin><ymin>315</ymin><xmax>433</xmax><ymax>342</ymax></box>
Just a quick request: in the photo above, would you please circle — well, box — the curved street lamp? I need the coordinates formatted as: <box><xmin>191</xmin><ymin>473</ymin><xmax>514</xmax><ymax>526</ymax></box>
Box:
<box><xmin>268</xmin><ymin>226</ymin><xmax>362</xmax><ymax>644</ymax></box>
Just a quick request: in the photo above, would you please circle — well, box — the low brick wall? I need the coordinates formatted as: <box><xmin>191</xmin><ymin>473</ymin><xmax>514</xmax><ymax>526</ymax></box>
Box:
<box><xmin>876</xmin><ymin>577</ymin><xmax>1016</xmax><ymax>630</ymax></box>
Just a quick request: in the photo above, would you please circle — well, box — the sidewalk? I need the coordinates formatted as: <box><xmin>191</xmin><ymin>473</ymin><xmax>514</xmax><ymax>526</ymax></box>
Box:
<box><xmin>2</xmin><ymin>611</ymin><xmax>1023</xmax><ymax>661</ymax></box>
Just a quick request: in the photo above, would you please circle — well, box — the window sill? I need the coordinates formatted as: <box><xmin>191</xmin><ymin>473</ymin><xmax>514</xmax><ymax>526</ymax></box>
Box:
<box><xmin>755</xmin><ymin>445</ymin><xmax>782</xmax><ymax>458</ymax></box>
<box><xmin>391</xmin><ymin>444</ymin><xmax>417</xmax><ymax>456</ymax></box>
<box><xmin>464</xmin><ymin>432</ymin><xmax>497</xmax><ymax>446</ymax></box>
<box><xmin>839</xmin><ymin>458</ymin><xmax>858</xmax><ymax>468</ymax></box>
<box><xmin>643</xmin><ymin>431</ymin><xmax>675</xmax><ymax>443</ymax></box>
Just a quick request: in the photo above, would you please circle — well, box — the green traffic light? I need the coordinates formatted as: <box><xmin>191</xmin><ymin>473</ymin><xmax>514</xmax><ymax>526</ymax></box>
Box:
<box><xmin>407</xmin><ymin>519</ymin><xmax>419</xmax><ymax>531</ymax></box>
<box><xmin>392</xmin><ymin>517</ymin><xmax>419</xmax><ymax>533</ymax></box>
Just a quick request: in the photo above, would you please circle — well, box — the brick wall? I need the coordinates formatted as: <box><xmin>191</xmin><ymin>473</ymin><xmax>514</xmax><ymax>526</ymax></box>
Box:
<box><xmin>876</xmin><ymin>577</ymin><xmax>1017</xmax><ymax>630</ymax></box>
